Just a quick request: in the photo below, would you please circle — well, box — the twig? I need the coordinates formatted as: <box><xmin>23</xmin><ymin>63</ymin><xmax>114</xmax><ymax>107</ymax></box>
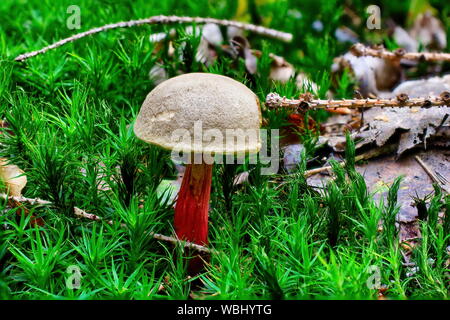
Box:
<box><xmin>73</xmin><ymin>207</ymin><xmax>211</xmax><ymax>253</ymax></box>
<box><xmin>269</xmin><ymin>143</ymin><xmax>398</xmax><ymax>186</ymax></box>
<box><xmin>0</xmin><ymin>194</ymin><xmax>52</xmax><ymax>206</ymax></box>
<box><xmin>304</xmin><ymin>165</ymin><xmax>334</xmax><ymax>178</ymax></box>
<box><xmin>1</xmin><ymin>193</ymin><xmax>211</xmax><ymax>253</ymax></box>
<box><xmin>302</xmin><ymin>143</ymin><xmax>397</xmax><ymax>177</ymax></box>
<box><xmin>414</xmin><ymin>155</ymin><xmax>449</xmax><ymax>194</ymax></box>
<box><xmin>350</xmin><ymin>43</ymin><xmax>450</xmax><ymax>63</ymax></box>
<box><xmin>266</xmin><ymin>92</ymin><xmax>450</xmax><ymax>110</ymax></box>
<box><xmin>151</xmin><ymin>233</ymin><xmax>210</xmax><ymax>254</ymax></box>
<box><xmin>414</xmin><ymin>155</ymin><xmax>441</xmax><ymax>184</ymax></box>
<box><xmin>14</xmin><ymin>15</ymin><xmax>293</xmax><ymax>62</ymax></box>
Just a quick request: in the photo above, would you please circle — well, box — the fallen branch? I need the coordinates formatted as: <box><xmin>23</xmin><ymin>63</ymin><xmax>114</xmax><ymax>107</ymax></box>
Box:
<box><xmin>0</xmin><ymin>194</ymin><xmax>52</xmax><ymax>206</ymax></box>
<box><xmin>1</xmin><ymin>193</ymin><xmax>211</xmax><ymax>254</ymax></box>
<box><xmin>14</xmin><ymin>15</ymin><xmax>293</xmax><ymax>62</ymax></box>
<box><xmin>265</xmin><ymin>92</ymin><xmax>450</xmax><ymax>110</ymax></box>
<box><xmin>271</xmin><ymin>143</ymin><xmax>397</xmax><ymax>187</ymax></box>
<box><xmin>303</xmin><ymin>143</ymin><xmax>397</xmax><ymax>178</ymax></box>
<box><xmin>350</xmin><ymin>43</ymin><xmax>450</xmax><ymax>63</ymax></box>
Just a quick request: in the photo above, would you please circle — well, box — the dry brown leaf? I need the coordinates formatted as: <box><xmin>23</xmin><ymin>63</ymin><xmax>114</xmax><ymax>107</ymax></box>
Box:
<box><xmin>201</xmin><ymin>23</ymin><xmax>223</xmax><ymax>46</ymax></box>
<box><xmin>296</xmin><ymin>72</ymin><xmax>319</xmax><ymax>93</ymax></box>
<box><xmin>355</xmin><ymin>75</ymin><xmax>450</xmax><ymax>155</ymax></box>
<box><xmin>393</xmin><ymin>26</ymin><xmax>419</xmax><ymax>52</ymax></box>
<box><xmin>390</xmin><ymin>74</ymin><xmax>450</xmax><ymax>98</ymax></box>
<box><xmin>283</xmin><ymin>144</ymin><xmax>305</xmax><ymax>173</ymax></box>
<box><xmin>308</xmin><ymin>149</ymin><xmax>448</xmax><ymax>227</ymax></box>
<box><xmin>269</xmin><ymin>54</ymin><xmax>294</xmax><ymax>83</ymax></box>
<box><xmin>233</xmin><ymin>171</ymin><xmax>249</xmax><ymax>186</ymax></box>
<box><xmin>196</xmin><ymin>23</ymin><xmax>222</xmax><ymax>66</ymax></box>
<box><xmin>0</xmin><ymin>158</ymin><xmax>27</xmax><ymax>197</ymax></box>
<box><xmin>334</xmin><ymin>26</ymin><xmax>359</xmax><ymax>44</ymax></box>
<box><xmin>409</xmin><ymin>11</ymin><xmax>447</xmax><ymax>51</ymax></box>
<box><xmin>0</xmin><ymin>159</ymin><xmax>44</xmax><ymax>226</ymax></box>
<box><xmin>149</xmin><ymin>63</ymin><xmax>168</xmax><ymax>85</ymax></box>
<box><xmin>355</xmin><ymin>106</ymin><xmax>449</xmax><ymax>155</ymax></box>
<box><xmin>230</xmin><ymin>35</ymin><xmax>257</xmax><ymax>74</ymax></box>
<box><xmin>332</xmin><ymin>52</ymin><xmax>402</xmax><ymax>97</ymax></box>
<box><xmin>226</xmin><ymin>26</ymin><xmax>244</xmax><ymax>40</ymax></box>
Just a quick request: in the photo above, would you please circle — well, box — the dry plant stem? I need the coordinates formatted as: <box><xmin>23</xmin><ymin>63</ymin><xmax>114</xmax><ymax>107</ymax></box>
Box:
<box><xmin>0</xmin><ymin>193</ymin><xmax>211</xmax><ymax>254</ymax></box>
<box><xmin>414</xmin><ymin>155</ymin><xmax>440</xmax><ymax>183</ymax></box>
<box><xmin>351</xmin><ymin>43</ymin><xmax>450</xmax><ymax>63</ymax></box>
<box><xmin>266</xmin><ymin>93</ymin><xmax>450</xmax><ymax>110</ymax></box>
<box><xmin>414</xmin><ymin>155</ymin><xmax>449</xmax><ymax>194</ymax></box>
<box><xmin>293</xmin><ymin>143</ymin><xmax>397</xmax><ymax>178</ymax></box>
<box><xmin>0</xmin><ymin>194</ymin><xmax>52</xmax><ymax>206</ymax></box>
<box><xmin>14</xmin><ymin>15</ymin><xmax>293</xmax><ymax>62</ymax></box>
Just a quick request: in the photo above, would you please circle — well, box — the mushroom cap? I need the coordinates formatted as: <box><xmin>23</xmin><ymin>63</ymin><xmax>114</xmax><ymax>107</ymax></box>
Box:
<box><xmin>134</xmin><ymin>73</ymin><xmax>262</xmax><ymax>154</ymax></box>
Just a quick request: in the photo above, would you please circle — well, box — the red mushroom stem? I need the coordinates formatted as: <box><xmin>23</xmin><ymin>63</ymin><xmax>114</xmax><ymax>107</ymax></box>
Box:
<box><xmin>174</xmin><ymin>161</ymin><xmax>213</xmax><ymax>246</ymax></box>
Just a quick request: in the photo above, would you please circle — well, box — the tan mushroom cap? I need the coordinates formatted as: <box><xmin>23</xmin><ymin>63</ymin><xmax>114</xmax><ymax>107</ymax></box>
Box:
<box><xmin>134</xmin><ymin>73</ymin><xmax>262</xmax><ymax>154</ymax></box>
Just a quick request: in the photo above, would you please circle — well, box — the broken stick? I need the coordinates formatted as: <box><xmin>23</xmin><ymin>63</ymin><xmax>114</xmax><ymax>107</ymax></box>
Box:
<box><xmin>0</xmin><ymin>193</ymin><xmax>211</xmax><ymax>253</ymax></box>
<box><xmin>15</xmin><ymin>15</ymin><xmax>292</xmax><ymax>62</ymax></box>
<box><xmin>266</xmin><ymin>92</ymin><xmax>450</xmax><ymax>110</ymax></box>
<box><xmin>350</xmin><ymin>43</ymin><xmax>450</xmax><ymax>63</ymax></box>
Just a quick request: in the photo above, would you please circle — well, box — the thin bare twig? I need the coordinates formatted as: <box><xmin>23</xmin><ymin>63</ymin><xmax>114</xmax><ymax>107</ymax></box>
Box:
<box><xmin>14</xmin><ymin>15</ymin><xmax>293</xmax><ymax>62</ymax></box>
<box><xmin>302</xmin><ymin>143</ymin><xmax>397</xmax><ymax>178</ymax></box>
<box><xmin>350</xmin><ymin>43</ymin><xmax>450</xmax><ymax>63</ymax></box>
<box><xmin>73</xmin><ymin>207</ymin><xmax>211</xmax><ymax>253</ymax></box>
<box><xmin>1</xmin><ymin>193</ymin><xmax>211</xmax><ymax>253</ymax></box>
<box><xmin>0</xmin><ymin>194</ymin><xmax>52</xmax><ymax>206</ymax></box>
<box><xmin>271</xmin><ymin>143</ymin><xmax>396</xmax><ymax>186</ymax></box>
<box><xmin>414</xmin><ymin>155</ymin><xmax>449</xmax><ymax>194</ymax></box>
<box><xmin>265</xmin><ymin>92</ymin><xmax>450</xmax><ymax>110</ymax></box>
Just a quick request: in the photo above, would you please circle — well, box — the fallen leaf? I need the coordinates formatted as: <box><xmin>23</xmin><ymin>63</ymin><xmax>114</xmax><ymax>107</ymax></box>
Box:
<box><xmin>201</xmin><ymin>23</ymin><xmax>223</xmax><ymax>46</ymax></box>
<box><xmin>356</xmin><ymin>106</ymin><xmax>449</xmax><ymax>156</ymax></box>
<box><xmin>0</xmin><ymin>158</ymin><xmax>27</xmax><ymax>197</ymax></box>
<box><xmin>0</xmin><ymin>159</ymin><xmax>44</xmax><ymax>226</ymax></box>
<box><xmin>230</xmin><ymin>35</ymin><xmax>257</xmax><ymax>74</ymax></box>
<box><xmin>390</xmin><ymin>74</ymin><xmax>450</xmax><ymax>98</ymax></box>
<box><xmin>283</xmin><ymin>144</ymin><xmax>305</xmax><ymax>173</ymax></box>
<box><xmin>409</xmin><ymin>11</ymin><xmax>447</xmax><ymax>51</ymax></box>
<box><xmin>196</xmin><ymin>24</ymin><xmax>223</xmax><ymax>66</ymax></box>
<box><xmin>332</xmin><ymin>52</ymin><xmax>402</xmax><ymax>97</ymax></box>
<box><xmin>355</xmin><ymin>75</ymin><xmax>450</xmax><ymax>155</ymax></box>
<box><xmin>393</xmin><ymin>26</ymin><xmax>419</xmax><ymax>52</ymax></box>
<box><xmin>296</xmin><ymin>72</ymin><xmax>319</xmax><ymax>93</ymax></box>
<box><xmin>308</xmin><ymin>149</ymin><xmax>448</xmax><ymax>223</ymax></box>
<box><xmin>269</xmin><ymin>54</ymin><xmax>294</xmax><ymax>83</ymax></box>
<box><xmin>233</xmin><ymin>171</ymin><xmax>249</xmax><ymax>186</ymax></box>
<box><xmin>149</xmin><ymin>63</ymin><xmax>168</xmax><ymax>85</ymax></box>
<box><xmin>226</xmin><ymin>26</ymin><xmax>244</xmax><ymax>40</ymax></box>
<box><xmin>334</xmin><ymin>26</ymin><xmax>359</xmax><ymax>44</ymax></box>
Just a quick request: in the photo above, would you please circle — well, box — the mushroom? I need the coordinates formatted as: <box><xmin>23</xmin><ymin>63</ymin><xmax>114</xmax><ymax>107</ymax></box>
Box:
<box><xmin>134</xmin><ymin>73</ymin><xmax>262</xmax><ymax>250</ymax></box>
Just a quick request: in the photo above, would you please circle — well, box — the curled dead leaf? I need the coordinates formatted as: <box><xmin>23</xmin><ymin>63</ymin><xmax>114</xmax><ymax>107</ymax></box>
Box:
<box><xmin>332</xmin><ymin>51</ymin><xmax>402</xmax><ymax>97</ymax></box>
<box><xmin>269</xmin><ymin>54</ymin><xmax>294</xmax><ymax>82</ymax></box>
<box><xmin>409</xmin><ymin>11</ymin><xmax>447</xmax><ymax>51</ymax></box>
<box><xmin>230</xmin><ymin>35</ymin><xmax>257</xmax><ymax>74</ymax></box>
<box><xmin>0</xmin><ymin>158</ymin><xmax>27</xmax><ymax>197</ymax></box>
